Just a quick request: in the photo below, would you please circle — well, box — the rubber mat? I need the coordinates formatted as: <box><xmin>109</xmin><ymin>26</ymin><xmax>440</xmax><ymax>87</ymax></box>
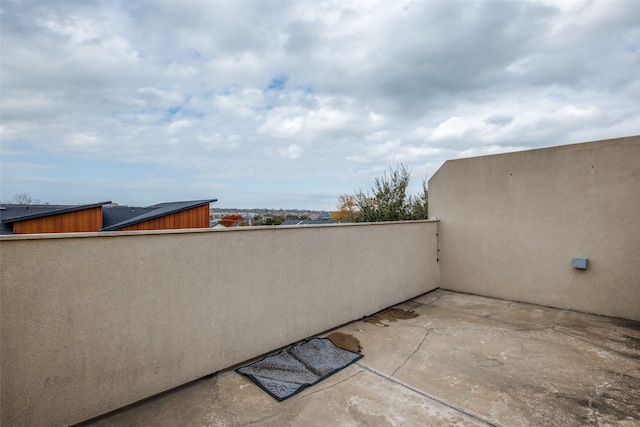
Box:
<box><xmin>235</xmin><ymin>337</ymin><xmax>363</xmax><ymax>401</ymax></box>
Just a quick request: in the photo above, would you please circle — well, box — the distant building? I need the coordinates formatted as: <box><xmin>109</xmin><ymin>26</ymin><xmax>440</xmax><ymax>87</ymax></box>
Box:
<box><xmin>1</xmin><ymin>199</ymin><xmax>217</xmax><ymax>234</ymax></box>
<box><xmin>0</xmin><ymin>202</ymin><xmax>110</xmax><ymax>234</ymax></box>
<box><xmin>101</xmin><ymin>200</ymin><xmax>216</xmax><ymax>231</ymax></box>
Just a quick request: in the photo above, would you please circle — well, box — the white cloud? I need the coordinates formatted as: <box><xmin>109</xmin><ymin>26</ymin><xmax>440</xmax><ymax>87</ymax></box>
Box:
<box><xmin>41</xmin><ymin>15</ymin><xmax>100</xmax><ymax>43</ymax></box>
<box><xmin>259</xmin><ymin>105</ymin><xmax>354</xmax><ymax>138</ymax></box>
<box><xmin>347</xmin><ymin>139</ymin><xmax>445</xmax><ymax>164</ymax></box>
<box><xmin>431</xmin><ymin>117</ymin><xmax>470</xmax><ymax>142</ymax></box>
<box><xmin>1</xmin><ymin>0</ymin><xmax>639</xmax><ymax>209</ymax></box>
<box><xmin>168</xmin><ymin>120</ymin><xmax>190</xmax><ymax>133</ymax></box>
<box><xmin>215</xmin><ymin>88</ymin><xmax>265</xmax><ymax>117</ymax></box>
<box><xmin>279</xmin><ymin>144</ymin><xmax>303</xmax><ymax>159</ymax></box>
<box><xmin>65</xmin><ymin>133</ymin><xmax>105</xmax><ymax>148</ymax></box>
<box><xmin>306</xmin><ymin>108</ymin><xmax>351</xmax><ymax>133</ymax></box>
<box><xmin>259</xmin><ymin>110</ymin><xmax>306</xmax><ymax>137</ymax></box>
<box><xmin>166</xmin><ymin>63</ymin><xmax>199</xmax><ymax>78</ymax></box>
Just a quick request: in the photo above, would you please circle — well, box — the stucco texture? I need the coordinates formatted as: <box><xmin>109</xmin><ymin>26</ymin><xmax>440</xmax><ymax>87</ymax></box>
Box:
<box><xmin>429</xmin><ymin>135</ymin><xmax>640</xmax><ymax>321</ymax></box>
<box><xmin>0</xmin><ymin>221</ymin><xmax>438</xmax><ymax>426</ymax></box>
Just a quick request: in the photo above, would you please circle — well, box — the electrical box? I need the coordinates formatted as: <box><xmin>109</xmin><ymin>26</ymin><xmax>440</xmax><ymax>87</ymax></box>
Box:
<box><xmin>573</xmin><ymin>257</ymin><xmax>587</xmax><ymax>269</ymax></box>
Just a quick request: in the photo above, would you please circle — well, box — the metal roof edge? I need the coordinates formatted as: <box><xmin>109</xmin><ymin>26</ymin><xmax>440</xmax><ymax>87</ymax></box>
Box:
<box><xmin>2</xmin><ymin>201</ymin><xmax>113</xmax><ymax>224</ymax></box>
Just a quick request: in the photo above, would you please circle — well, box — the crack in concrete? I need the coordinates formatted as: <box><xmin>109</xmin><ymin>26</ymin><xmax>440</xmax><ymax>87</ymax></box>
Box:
<box><xmin>553</xmin><ymin>329</ymin><xmax>640</xmax><ymax>360</ymax></box>
<box><xmin>423</xmin><ymin>303</ymin><xmax>511</xmax><ymax>319</ymax></box>
<box><xmin>241</xmin><ymin>406</ymin><xmax>289</xmax><ymax>426</ymax></box>
<box><xmin>411</xmin><ymin>302</ymin><xmax>528</xmax><ymax>328</ymax></box>
<box><xmin>487</xmin><ymin>302</ymin><xmax>514</xmax><ymax>319</ymax></box>
<box><xmin>345</xmin><ymin>398</ymin><xmax>360</xmax><ymax>424</ymax></box>
<box><xmin>399</xmin><ymin>322</ymin><xmax>432</xmax><ymax>330</ymax></box>
<box><xmin>297</xmin><ymin>369</ymin><xmax>364</xmax><ymax>399</ymax></box>
<box><xmin>504</xmin><ymin>330</ymin><xmax>526</xmax><ymax>350</ymax></box>
<box><xmin>411</xmin><ymin>292</ymin><xmax>446</xmax><ymax>306</ymax></box>
<box><xmin>588</xmin><ymin>368</ymin><xmax>640</xmax><ymax>427</ymax></box>
<box><xmin>411</xmin><ymin>300</ymin><xmax>590</xmax><ymax>336</ymax></box>
<box><xmin>435</xmin><ymin>326</ymin><xmax>539</xmax><ymax>333</ymax></box>
<box><xmin>554</xmin><ymin>310</ymin><xmax>567</xmax><ymax>327</ymax></box>
<box><xmin>240</xmin><ymin>370</ymin><xmax>364</xmax><ymax>426</ymax></box>
<box><xmin>391</xmin><ymin>328</ymin><xmax>432</xmax><ymax>378</ymax></box>
<box><xmin>355</xmin><ymin>363</ymin><xmax>499</xmax><ymax>427</ymax></box>
<box><xmin>212</xmin><ymin>375</ymin><xmax>239</xmax><ymax>426</ymax></box>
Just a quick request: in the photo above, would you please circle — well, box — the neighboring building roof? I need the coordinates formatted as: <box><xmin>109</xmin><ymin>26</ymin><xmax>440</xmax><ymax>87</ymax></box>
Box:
<box><xmin>0</xmin><ymin>202</ymin><xmax>112</xmax><ymax>234</ymax></box>
<box><xmin>100</xmin><ymin>199</ymin><xmax>217</xmax><ymax>231</ymax></box>
<box><xmin>281</xmin><ymin>219</ymin><xmax>338</xmax><ymax>226</ymax></box>
<box><xmin>1</xmin><ymin>202</ymin><xmax>112</xmax><ymax>224</ymax></box>
<box><xmin>101</xmin><ymin>205</ymin><xmax>157</xmax><ymax>229</ymax></box>
<box><xmin>0</xmin><ymin>199</ymin><xmax>218</xmax><ymax>234</ymax></box>
<box><xmin>281</xmin><ymin>219</ymin><xmax>305</xmax><ymax>226</ymax></box>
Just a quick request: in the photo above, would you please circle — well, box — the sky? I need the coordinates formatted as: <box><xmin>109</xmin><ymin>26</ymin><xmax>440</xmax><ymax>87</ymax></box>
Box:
<box><xmin>1</xmin><ymin>1</ymin><xmax>639</xmax><ymax>211</ymax></box>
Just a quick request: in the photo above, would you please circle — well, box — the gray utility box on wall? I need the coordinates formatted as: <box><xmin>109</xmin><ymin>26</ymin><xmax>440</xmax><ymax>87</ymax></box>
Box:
<box><xmin>573</xmin><ymin>257</ymin><xmax>587</xmax><ymax>269</ymax></box>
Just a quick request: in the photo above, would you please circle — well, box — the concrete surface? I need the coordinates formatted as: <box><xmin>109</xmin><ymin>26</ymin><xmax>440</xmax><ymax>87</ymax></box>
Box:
<box><xmin>429</xmin><ymin>135</ymin><xmax>640</xmax><ymax>320</ymax></box>
<box><xmin>82</xmin><ymin>290</ymin><xmax>640</xmax><ymax>427</ymax></box>
<box><xmin>0</xmin><ymin>221</ymin><xmax>439</xmax><ymax>427</ymax></box>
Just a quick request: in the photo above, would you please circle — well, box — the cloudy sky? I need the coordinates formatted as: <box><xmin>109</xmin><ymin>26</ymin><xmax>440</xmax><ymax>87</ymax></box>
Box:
<box><xmin>1</xmin><ymin>1</ymin><xmax>639</xmax><ymax>210</ymax></box>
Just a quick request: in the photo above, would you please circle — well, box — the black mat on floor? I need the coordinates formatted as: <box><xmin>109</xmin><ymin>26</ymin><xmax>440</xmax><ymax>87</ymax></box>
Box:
<box><xmin>235</xmin><ymin>337</ymin><xmax>363</xmax><ymax>401</ymax></box>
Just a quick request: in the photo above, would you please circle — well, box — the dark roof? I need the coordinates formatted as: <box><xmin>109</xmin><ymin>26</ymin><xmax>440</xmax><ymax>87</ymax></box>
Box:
<box><xmin>100</xmin><ymin>199</ymin><xmax>217</xmax><ymax>231</ymax></box>
<box><xmin>1</xmin><ymin>202</ymin><xmax>112</xmax><ymax>224</ymax></box>
<box><xmin>0</xmin><ymin>202</ymin><xmax>112</xmax><ymax>234</ymax></box>
<box><xmin>101</xmin><ymin>206</ymin><xmax>156</xmax><ymax>229</ymax></box>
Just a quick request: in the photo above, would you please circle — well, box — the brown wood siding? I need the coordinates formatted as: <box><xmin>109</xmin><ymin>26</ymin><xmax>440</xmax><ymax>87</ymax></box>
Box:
<box><xmin>12</xmin><ymin>207</ymin><xmax>103</xmax><ymax>234</ymax></box>
<box><xmin>116</xmin><ymin>205</ymin><xmax>209</xmax><ymax>231</ymax></box>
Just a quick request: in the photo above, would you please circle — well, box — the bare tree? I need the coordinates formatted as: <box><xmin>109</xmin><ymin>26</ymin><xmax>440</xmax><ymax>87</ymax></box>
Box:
<box><xmin>2</xmin><ymin>193</ymin><xmax>48</xmax><ymax>205</ymax></box>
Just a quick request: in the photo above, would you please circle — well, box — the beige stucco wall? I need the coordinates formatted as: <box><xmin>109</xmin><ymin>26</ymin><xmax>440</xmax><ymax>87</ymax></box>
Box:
<box><xmin>0</xmin><ymin>221</ymin><xmax>439</xmax><ymax>426</ymax></box>
<box><xmin>429</xmin><ymin>135</ymin><xmax>640</xmax><ymax>320</ymax></box>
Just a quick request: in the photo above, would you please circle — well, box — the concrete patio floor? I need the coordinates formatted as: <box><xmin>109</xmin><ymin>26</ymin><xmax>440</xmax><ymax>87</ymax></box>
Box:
<box><xmin>82</xmin><ymin>289</ymin><xmax>640</xmax><ymax>426</ymax></box>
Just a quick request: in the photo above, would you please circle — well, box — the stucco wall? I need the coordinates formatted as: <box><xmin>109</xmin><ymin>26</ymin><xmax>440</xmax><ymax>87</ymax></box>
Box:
<box><xmin>429</xmin><ymin>135</ymin><xmax>640</xmax><ymax>320</ymax></box>
<box><xmin>0</xmin><ymin>221</ymin><xmax>439</xmax><ymax>426</ymax></box>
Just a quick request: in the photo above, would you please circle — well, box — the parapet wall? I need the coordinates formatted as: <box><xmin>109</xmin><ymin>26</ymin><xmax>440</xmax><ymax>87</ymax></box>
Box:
<box><xmin>429</xmin><ymin>135</ymin><xmax>640</xmax><ymax>321</ymax></box>
<box><xmin>0</xmin><ymin>221</ymin><xmax>439</xmax><ymax>426</ymax></box>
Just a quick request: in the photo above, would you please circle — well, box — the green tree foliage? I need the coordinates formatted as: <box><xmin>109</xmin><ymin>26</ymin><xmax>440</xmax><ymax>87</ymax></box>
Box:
<box><xmin>345</xmin><ymin>164</ymin><xmax>428</xmax><ymax>222</ymax></box>
<box><xmin>263</xmin><ymin>216</ymin><xmax>285</xmax><ymax>225</ymax></box>
<box><xmin>252</xmin><ymin>215</ymin><xmax>285</xmax><ymax>226</ymax></box>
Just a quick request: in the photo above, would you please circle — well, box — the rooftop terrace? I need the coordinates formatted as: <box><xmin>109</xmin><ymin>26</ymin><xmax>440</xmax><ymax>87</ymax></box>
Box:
<box><xmin>85</xmin><ymin>289</ymin><xmax>640</xmax><ymax>427</ymax></box>
<box><xmin>1</xmin><ymin>136</ymin><xmax>638</xmax><ymax>426</ymax></box>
